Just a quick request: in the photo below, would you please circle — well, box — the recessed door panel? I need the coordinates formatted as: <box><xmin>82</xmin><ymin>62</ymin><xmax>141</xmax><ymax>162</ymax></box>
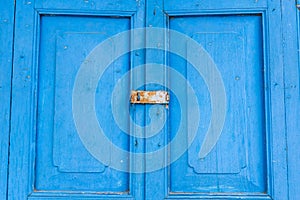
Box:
<box><xmin>36</xmin><ymin>15</ymin><xmax>130</xmax><ymax>192</ymax></box>
<box><xmin>169</xmin><ymin>15</ymin><xmax>266</xmax><ymax>193</ymax></box>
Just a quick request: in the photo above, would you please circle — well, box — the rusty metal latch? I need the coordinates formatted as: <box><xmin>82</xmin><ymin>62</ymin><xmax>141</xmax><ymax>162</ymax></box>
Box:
<box><xmin>130</xmin><ymin>90</ymin><xmax>169</xmax><ymax>104</ymax></box>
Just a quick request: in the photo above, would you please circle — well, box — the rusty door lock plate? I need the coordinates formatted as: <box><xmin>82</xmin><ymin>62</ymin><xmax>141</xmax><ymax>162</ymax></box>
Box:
<box><xmin>130</xmin><ymin>90</ymin><xmax>169</xmax><ymax>104</ymax></box>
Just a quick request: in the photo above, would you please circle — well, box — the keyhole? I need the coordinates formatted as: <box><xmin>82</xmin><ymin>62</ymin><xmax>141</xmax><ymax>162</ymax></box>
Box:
<box><xmin>137</xmin><ymin>92</ymin><xmax>141</xmax><ymax>101</ymax></box>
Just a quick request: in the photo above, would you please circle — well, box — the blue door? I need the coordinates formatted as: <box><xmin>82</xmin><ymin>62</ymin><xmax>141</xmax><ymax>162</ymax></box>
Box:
<box><xmin>8</xmin><ymin>0</ymin><xmax>293</xmax><ymax>199</ymax></box>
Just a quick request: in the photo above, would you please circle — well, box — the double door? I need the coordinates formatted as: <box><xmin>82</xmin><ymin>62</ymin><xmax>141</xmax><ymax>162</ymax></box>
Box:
<box><xmin>6</xmin><ymin>0</ymin><xmax>291</xmax><ymax>199</ymax></box>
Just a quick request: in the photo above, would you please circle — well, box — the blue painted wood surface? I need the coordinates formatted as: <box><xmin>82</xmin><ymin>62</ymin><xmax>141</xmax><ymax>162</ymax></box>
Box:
<box><xmin>0</xmin><ymin>0</ymin><xmax>14</xmax><ymax>199</ymax></box>
<box><xmin>144</xmin><ymin>1</ymin><xmax>167</xmax><ymax>200</ymax></box>
<box><xmin>6</xmin><ymin>0</ymin><xmax>299</xmax><ymax>199</ymax></box>
<box><xmin>282</xmin><ymin>1</ymin><xmax>300</xmax><ymax>200</ymax></box>
<box><xmin>161</xmin><ymin>0</ymin><xmax>289</xmax><ymax>199</ymax></box>
<box><xmin>169</xmin><ymin>15</ymin><xmax>266</xmax><ymax>193</ymax></box>
<box><xmin>35</xmin><ymin>15</ymin><xmax>130</xmax><ymax>191</ymax></box>
<box><xmin>8</xmin><ymin>0</ymin><xmax>145</xmax><ymax>199</ymax></box>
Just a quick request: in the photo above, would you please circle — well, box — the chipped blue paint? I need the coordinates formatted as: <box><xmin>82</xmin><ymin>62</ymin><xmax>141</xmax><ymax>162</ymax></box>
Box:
<box><xmin>4</xmin><ymin>0</ymin><xmax>299</xmax><ymax>199</ymax></box>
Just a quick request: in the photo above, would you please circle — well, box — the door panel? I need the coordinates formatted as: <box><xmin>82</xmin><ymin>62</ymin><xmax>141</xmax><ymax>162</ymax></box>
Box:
<box><xmin>53</xmin><ymin>32</ymin><xmax>128</xmax><ymax>174</ymax></box>
<box><xmin>35</xmin><ymin>15</ymin><xmax>130</xmax><ymax>191</ymax></box>
<box><xmin>187</xmin><ymin>32</ymin><xmax>247</xmax><ymax>175</ymax></box>
<box><xmin>169</xmin><ymin>15</ymin><xmax>266</xmax><ymax>193</ymax></box>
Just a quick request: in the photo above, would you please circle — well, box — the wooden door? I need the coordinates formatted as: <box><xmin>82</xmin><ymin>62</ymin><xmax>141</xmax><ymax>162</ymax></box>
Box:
<box><xmin>8</xmin><ymin>0</ymin><xmax>294</xmax><ymax>199</ymax></box>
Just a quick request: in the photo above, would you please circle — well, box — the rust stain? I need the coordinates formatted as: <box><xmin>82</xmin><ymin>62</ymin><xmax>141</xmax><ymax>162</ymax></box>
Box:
<box><xmin>130</xmin><ymin>90</ymin><xmax>169</xmax><ymax>104</ymax></box>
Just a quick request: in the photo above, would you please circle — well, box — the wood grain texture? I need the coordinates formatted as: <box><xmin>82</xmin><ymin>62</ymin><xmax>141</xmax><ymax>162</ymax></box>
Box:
<box><xmin>164</xmin><ymin>0</ymin><xmax>289</xmax><ymax>199</ymax></box>
<box><xmin>7</xmin><ymin>0</ymin><xmax>298</xmax><ymax>199</ymax></box>
<box><xmin>8</xmin><ymin>0</ymin><xmax>144</xmax><ymax>199</ymax></box>
<box><xmin>0</xmin><ymin>0</ymin><xmax>14</xmax><ymax>199</ymax></box>
<box><xmin>144</xmin><ymin>0</ymin><xmax>167</xmax><ymax>199</ymax></box>
<box><xmin>164</xmin><ymin>0</ymin><xmax>267</xmax><ymax>11</ymax></box>
<box><xmin>281</xmin><ymin>1</ymin><xmax>300</xmax><ymax>200</ymax></box>
<box><xmin>35</xmin><ymin>16</ymin><xmax>130</xmax><ymax>191</ymax></box>
<box><xmin>266</xmin><ymin>0</ymin><xmax>289</xmax><ymax>199</ymax></box>
<box><xmin>8</xmin><ymin>0</ymin><xmax>38</xmax><ymax>198</ymax></box>
<box><xmin>169</xmin><ymin>14</ymin><xmax>266</xmax><ymax>193</ymax></box>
